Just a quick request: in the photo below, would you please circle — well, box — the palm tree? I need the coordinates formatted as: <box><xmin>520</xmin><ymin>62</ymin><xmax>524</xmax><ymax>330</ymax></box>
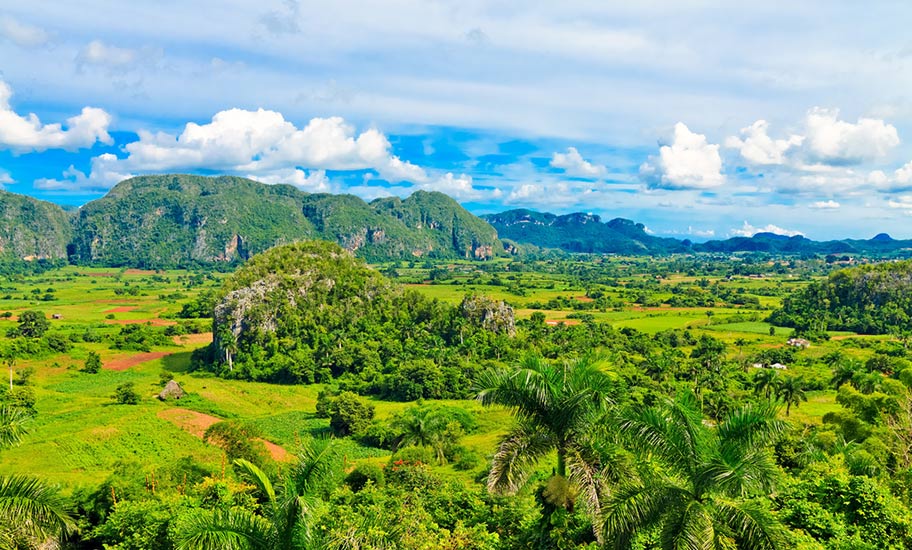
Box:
<box><xmin>392</xmin><ymin>407</ymin><xmax>455</xmax><ymax>464</ymax></box>
<box><xmin>602</xmin><ymin>392</ymin><xmax>787</xmax><ymax>549</ymax></box>
<box><xmin>752</xmin><ymin>368</ymin><xmax>778</xmax><ymax>400</ymax></box>
<box><xmin>475</xmin><ymin>354</ymin><xmax>615</xmax><ymax>525</ymax></box>
<box><xmin>775</xmin><ymin>376</ymin><xmax>808</xmax><ymax>416</ymax></box>
<box><xmin>178</xmin><ymin>438</ymin><xmax>343</xmax><ymax>550</ymax></box>
<box><xmin>0</xmin><ymin>406</ymin><xmax>76</xmax><ymax>547</ymax></box>
<box><xmin>830</xmin><ymin>361</ymin><xmax>857</xmax><ymax>389</ymax></box>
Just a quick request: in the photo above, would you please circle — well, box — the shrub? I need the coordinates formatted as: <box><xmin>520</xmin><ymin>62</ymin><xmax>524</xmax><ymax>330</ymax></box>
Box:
<box><xmin>346</xmin><ymin>463</ymin><xmax>385</xmax><ymax>491</ymax></box>
<box><xmin>82</xmin><ymin>351</ymin><xmax>103</xmax><ymax>374</ymax></box>
<box><xmin>329</xmin><ymin>391</ymin><xmax>375</xmax><ymax>437</ymax></box>
<box><xmin>113</xmin><ymin>382</ymin><xmax>140</xmax><ymax>405</ymax></box>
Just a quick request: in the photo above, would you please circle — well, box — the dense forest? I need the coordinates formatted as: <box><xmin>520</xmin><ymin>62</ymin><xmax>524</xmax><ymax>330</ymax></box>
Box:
<box><xmin>770</xmin><ymin>260</ymin><xmax>912</xmax><ymax>336</ymax></box>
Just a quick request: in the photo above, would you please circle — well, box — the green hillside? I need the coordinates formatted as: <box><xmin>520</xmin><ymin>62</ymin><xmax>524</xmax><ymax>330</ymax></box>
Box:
<box><xmin>68</xmin><ymin>175</ymin><xmax>500</xmax><ymax>268</ymax></box>
<box><xmin>0</xmin><ymin>189</ymin><xmax>72</xmax><ymax>260</ymax></box>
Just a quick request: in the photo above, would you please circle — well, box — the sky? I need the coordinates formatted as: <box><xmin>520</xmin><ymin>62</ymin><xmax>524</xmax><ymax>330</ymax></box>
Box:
<box><xmin>2</xmin><ymin>1</ymin><xmax>912</xmax><ymax>240</ymax></box>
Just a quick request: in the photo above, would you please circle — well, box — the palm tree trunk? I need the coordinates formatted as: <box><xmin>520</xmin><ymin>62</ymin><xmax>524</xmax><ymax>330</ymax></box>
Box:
<box><xmin>786</xmin><ymin>401</ymin><xmax>791</xmax><ymax>416</ymax></box>
<box><xmin>557</xmin><ymin>446</ymin><xmax>566</xmax><ymax>478</ymax></box>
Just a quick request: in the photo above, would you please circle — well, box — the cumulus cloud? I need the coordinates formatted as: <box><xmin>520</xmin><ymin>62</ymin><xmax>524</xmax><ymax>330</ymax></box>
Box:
<box><xmin>34</xmin><ymin>154</ymin><xmax>133</xmax><ymax>192</ymax></box>
<box><xmin>805</xmin><ymin>108</ymin><xmax>899</xmax><ymax>164</ymax></box>
<box><xmin>36</xmin><ymin>107</ymin><xmax>482</xmax><ymax>198</ymax></box>
<box><xmin>640</xmin><ymin>123</ymin><xmax>724</xmax><ymax>189</ymax></box>
<box><xmin>0</xmin><ymin>15</ymin><xmax>49</xmax><ymax>48</ymax></box>
<box><xmin>725</xmin><ymin>120</ymin><xmax>802</xmax><ymax>165</ymax></box>
<box><xmin>809</xmin><ymin>200</ymin><xmax>840</xmax><ymax>209</ymax></box>
<box><xmin>0</xmin><ymin>79</ymin><xmax>112</xmax><ymax>153</ymax></box>
<box><xmin>730</xmin><ymin>221</ymin><xmax>803</xmax><ymax>237</ymax></box>
<box><xmin>550</xmin><ymin>147</ymin><xmax>606</xmax><ymax>178</ymax></box>
<box><xmin>95</xmin><ymin>109</ymin><xmax>425</xmax><ymax>183</ymax></box>
<box><xmin>0</xmin><ymin>170</ymin><xmax>12</xmax><ymax>185</ymax></box>
<box><xmin>728</xmin><ymin>108</ymin><xmax>899</xmax><ymax>168</ymax></box>
<box><xmin>246</xmin><ymin>168</ymin><xmax>331</xmax><ymax>192</ymax></box>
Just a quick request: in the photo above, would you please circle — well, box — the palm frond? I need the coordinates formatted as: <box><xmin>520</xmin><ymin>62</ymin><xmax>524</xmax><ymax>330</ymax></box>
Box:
<box><xmin>176</xmin><ymin>508</ymin><xmax>272</xmax><ymax>550</ymax></box>
<box><xmin>235</xmin><ymin>459</ymin><xmax>277</xmax><ymax>504</ymax></box>
<box><xmin>487</xmin><ymin>421</ymin><xmax>556</xmax><ymax>495</ymax></box>
<box><xmin>713</xmin><ymin>498</ymin><xmax>785</xmax><ymax>550</ymax></box>
<box><xmin>716</xmin><ymin>402</ymin><xmax>787</xmax><ymax>453</ymax></box>
<box><xmin>601</xmin><ymin>480</ymin><xmax>690</xmax><ymax>550</ymax></box>
<box><xmin>0</xmin><ymin>474</ymin><xmax>76</xmax><ymax>544</ymax></box>
<box><xmin>0</xmin><ymin>406</ymin><xmax>30</xmax><ymax>450</ymax></box>
<box><xmin>291</xmin><ymin>437</ymin><xmax>343</xmax><ymax>497</ymax></box>
<box><xmin>659</xmin><ymin>500</ymin><xmax>714</xmax><ymax>550</ymax></box>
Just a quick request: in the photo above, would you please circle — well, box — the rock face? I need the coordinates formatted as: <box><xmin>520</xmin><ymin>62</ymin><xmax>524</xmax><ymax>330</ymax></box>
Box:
<box><xmin>459</xmin><ymin>294</ymin><xmax>516</xmax><ymax>336</ymax></box>
<box><xmin>0</xmin><ymin>190</ymin><xmax>71</xmax><ymax>260</ymax></box>
<box><xmin>158</xmin><ymin>380</ymin><xmax>186</xmax><ymax>400</ymax></box>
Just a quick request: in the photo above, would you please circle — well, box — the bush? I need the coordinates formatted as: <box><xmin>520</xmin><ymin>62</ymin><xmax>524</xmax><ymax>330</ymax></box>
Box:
<box><xmin>329</xmin><ymin>391</ymin><xmax>375</xmax><ymax>437</ymax></box>
<box><xmin>82</xmin><ymin>351</ymin><xmax>102</xmax><ymax>374</ymax></box>
<box><xmin>113</xmin><ymin>382</ymin><xmax>140</xmax><ymax>405</ymax></box>
<box><xmin>346</xmin><ymin>463</ymin><xmax>385</xmax><ymax>491</ymax></box>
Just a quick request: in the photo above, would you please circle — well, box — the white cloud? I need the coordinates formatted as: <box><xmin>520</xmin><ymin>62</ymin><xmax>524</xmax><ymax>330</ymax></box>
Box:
<box><xmin>246</xmin><ymin>168</ymin><xmax>331</xmax><ymax>192</ymax></box>
<box><xmin>107</xmin><ymin>109</ymin><xmax>425</xmax><ymax>183</ymax></box>
<box><xmin>0</xmin><ymin>79</ymin><xmax>112</xmax><ymax>153</ymax></box>
<box><xmin>888</xmin><ymin>196</ymin><xmax>912</xmax><ymax>215</ymax></box>
<box><xmin>34</xmin><ymin>153</ymin><xmax>133</xmax><ymax>192</ymax></box>
<box><xmin>809</xmin><ymin>200</ymin><xmax>840</xmax><ymax>209</ymax></box>
<box><xmin>804</xmin><ymin>108</ymin><xmax>899</xmax><ymax>164</ymax></box>
<box><xmin>640</xmin><ymin>122</ymin><xmax>724</xmax><ymax>189</ymax></box>
<box><xmin>730</xmin><ymin>221</ymin><xmax>803</xmax><ymax>237</ymax></box>
<box><xmin>688</xmin><ymin>226</ymin><xmax>715</xmax><ymax>238</ymax></box>
<box><xmin>725</xmin><ymin>120</ymin><xmax>802</xmax><ymax>165</ymax></box>
<box><xmin>76</xmin><ymin>40</ymin><xmax>138</xmax><ymax>70</ymax></box>
<box><xmin>550</xmin><ymin>147</ymin><xmax>606</xmax><ymax>178</ymax></box>
<box><xmin>418</xmin><ymin>173</ymin><xmax>500</xmax><ymax>201</ymax></box>
<box><xmin>0</xmin><ymin>15</ymin><xmax>49</xmax><ymax>48</ymax></box>
<box><xmin>727</xmin><ymin>109</ymin><xmax>899</xmax><ymax>170</ymax></box>
<box><xmin>0</xmin><ymin>171</ymin><xmax>12</xmax><ymax>185</ymax></box>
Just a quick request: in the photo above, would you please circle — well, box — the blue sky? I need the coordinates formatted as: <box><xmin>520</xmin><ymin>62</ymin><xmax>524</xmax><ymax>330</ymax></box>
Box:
<box><xmin>2</xmin><ymin>1</ymin><xmax>912</xmax><ymax>240</ymax></box>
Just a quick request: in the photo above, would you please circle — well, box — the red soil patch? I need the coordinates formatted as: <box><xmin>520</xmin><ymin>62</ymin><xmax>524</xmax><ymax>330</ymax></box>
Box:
<box><xmin>105</xmin><ymin>306</ymin><xmax>137</xmax><ymax>313</ymax></box>
<box><xmin>124</xmin><ymin>269</ymin><xmax>155</xmax><ymax>275</ymax></box>
<box><xmin>105</xmin><ymin>351</ymin><xmax>171</xmax><ymax>371</ymax></box>
<box><xmin>575</xmin><ymin>295</ymin><xmax>594</xmax><ymax>302</ymax></box>
<box><xmin>158</xmin><ymin>408</ymin><xmax>291</xmax><ymax>461</ymax></box>
<box><xmin>258</xmin><ymin>439</ymin><xmax>291</xmax><ymax>462</ymax></box>
<box><xmin>545</xmin><ymin>319</ymin><xmax>582</xmax><ymax>326</ymax></box>
<box><xmin>86</xmin><ymin>272</ymin><xmax>116</xmax><ymax>277</ymax></box>
<box><xmin>105</xmin><ymin>318</ymin><xmax>177</xmax><ymax>326</ymax></box>
<box><xmin>157</xmin><ymin>408</ymin><xmax>221</xmax><ymax>438</ymax></box>
<box><xmin>173</xmin><ymin>332</ymin><xmax>213</xmax><ymax>346</ymax></box>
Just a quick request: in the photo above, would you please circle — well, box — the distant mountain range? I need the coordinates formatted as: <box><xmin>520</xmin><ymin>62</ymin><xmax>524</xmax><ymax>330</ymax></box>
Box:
<box><xmin>0</xmin><ymin>175</ymin><xmax>910</xmax><ymax>266</ymax></box>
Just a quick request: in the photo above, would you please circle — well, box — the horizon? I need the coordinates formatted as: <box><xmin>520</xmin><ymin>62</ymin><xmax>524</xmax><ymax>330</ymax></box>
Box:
<box><xmin>2</xmin><ymin>2</ymin><xmax>912</xmax><ymax>240</ymax></box>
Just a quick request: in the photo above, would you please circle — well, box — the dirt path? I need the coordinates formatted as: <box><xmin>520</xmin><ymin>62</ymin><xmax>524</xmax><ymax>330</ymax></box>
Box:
<box><xmin>545</xmin><ymin>319</ymin><xmax>581</xmax><ymax>326</ymax></box>
<box><xmin>104</xmin><ymin>351</ymin><xmax>171</xmax><ymax>371</ymax></box>
<box><xmin>157</xmin><ymin>407</ymin><xmax>291</xmax><ymax>462</ymax></box>
<box><xmin>172</xmin><ymin>332</ymin><xmax>213</xmax><ymax>346</ymax></box>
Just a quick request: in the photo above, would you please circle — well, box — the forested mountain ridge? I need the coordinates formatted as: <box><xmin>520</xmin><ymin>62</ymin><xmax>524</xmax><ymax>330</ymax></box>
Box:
<box><xmin>486</xmin><ymin>208</ymin><xmax>912</xmax><ymax>256</ymax></box>
<box><xmin>483</xmin><ymin>209</ymin><xmax>687</xmax><ymax>254</ymax></box>
<box><xmin>67</xmin><ymin>175</ymin><xmax>499</xmax><ymax>267</ymax></box>
<box><xmin>0</xmin><ymin>189</ymin><xmax>72</xmax><ymax>261</ymax></box>
<box><xmin>770</xmin><ymin>259</ymin><xmax>912</xmax><ymax>335</ymax></box>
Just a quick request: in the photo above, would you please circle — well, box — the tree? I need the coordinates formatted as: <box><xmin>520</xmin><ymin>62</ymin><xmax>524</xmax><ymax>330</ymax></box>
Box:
<box><xmin>734</xmin><ymin>337</ymin><xmax>748</xmax><ymax>360</ymax></box>
<box><xmin>0</xmin><ymin>342</ymin><xmax>18</xmax><ymax>391</ymax></box>
<box><xmin>82</xmin><ymin>351</ymin><xmax>102</xmax><ymax>374</ymax></box>
<box><xmin>177</xmin><ymin>438</ymin><xmax>343</xmax><ymax>550</ymax></box>
<box><xmin>17</xmin><ymin>310</ymin><xmax>49</xmax><ymax>339</ymax></box>
<box><xmin>0</xmin><ymin>406</ymin><xmax>76</xmax><ymax>546</ymax></box>
<box><xmin>753</xmin><ymin>368</ymin><xmax>779</xmax><ymax>400</ymax></box>
<box><xmin>776</xmin><ymin>376</ymin><xmax>808</xmax><ymax>416</ymax></box>
<box><xmin>476</xmin><ymin>354</ymin><xmax>614</xmax><ymax>533</ymax></box>
<box><xmin>113</xmin><ymin>382</ymin><xmax>140</xmax><ymax>405</ymax></box>
<box><xmin>602</xmin><ymin>392</ymin><xmax>787</xmax><ymax>549</ymax></box>
<box><xmin>328</xmin><ymin>392</ymin><xmax>374</xmax><ymax>437</ymax></box>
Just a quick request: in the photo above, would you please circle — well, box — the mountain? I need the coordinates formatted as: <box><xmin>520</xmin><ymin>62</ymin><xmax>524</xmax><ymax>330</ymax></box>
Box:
<box><xmin>0</xmin><ymin>190</ymin><xmax>71</xmax><ymax>260</ymax></box>
<box><xmin>68</xmin><ymin>174</ymin><xmax>499</xmax><ymax>268</ymax></box>
<box><xmin>486</xmin><ymin>208</ymin><xmax>912</xmax><ymax>257</ymax></box>
<box><xmin>483</xmin><ymin>209</ymin><xmax>686</xmax><ymax>254</ymax></box>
